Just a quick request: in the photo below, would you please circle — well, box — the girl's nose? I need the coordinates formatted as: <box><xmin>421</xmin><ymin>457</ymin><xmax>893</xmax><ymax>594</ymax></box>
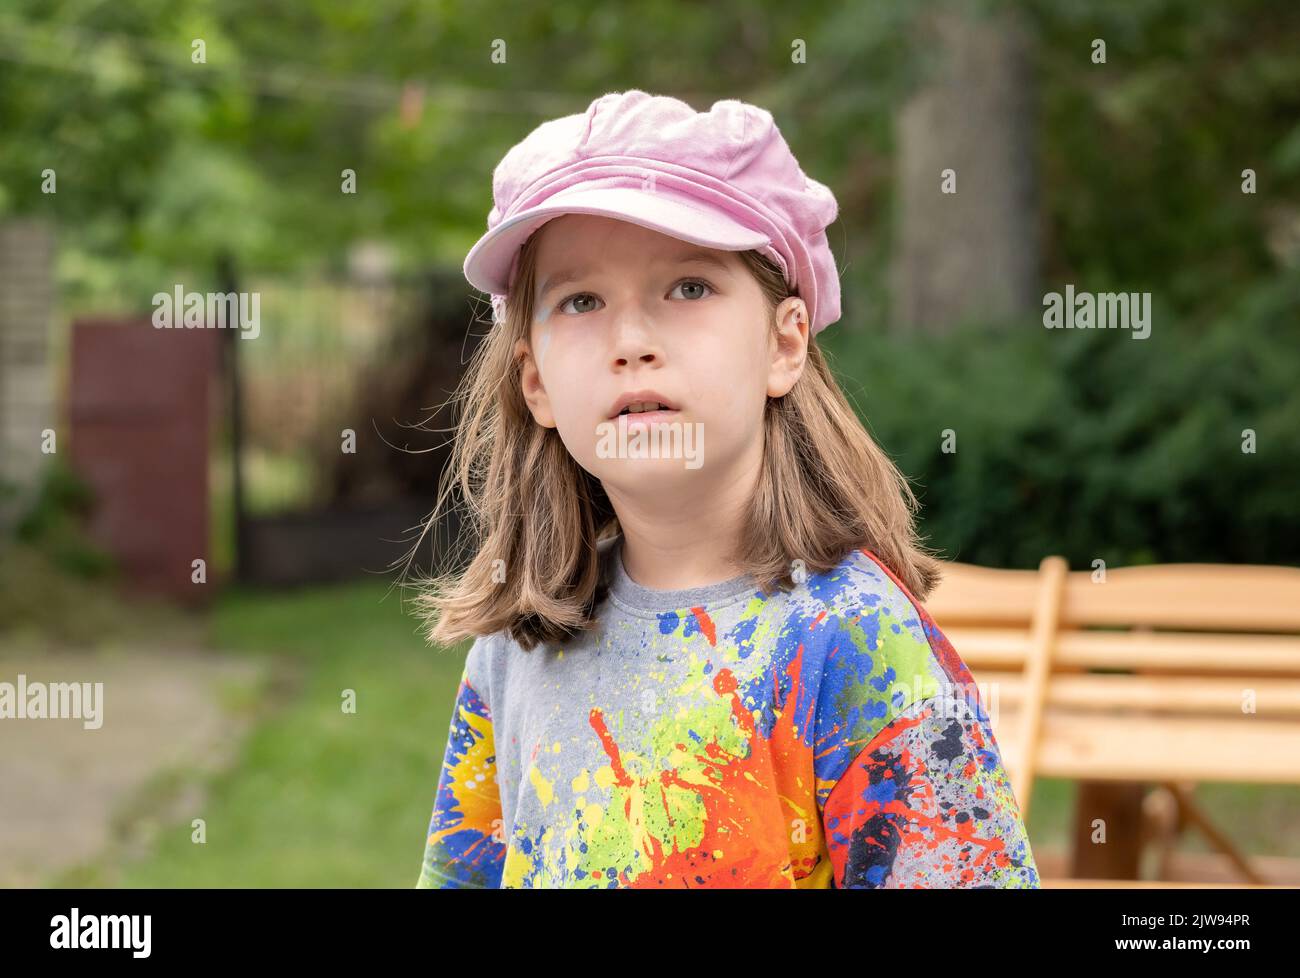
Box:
<box><xmin>608</xmin><ymin>308</ymin><xmax>662</xmax><ymax>368</ymax></box>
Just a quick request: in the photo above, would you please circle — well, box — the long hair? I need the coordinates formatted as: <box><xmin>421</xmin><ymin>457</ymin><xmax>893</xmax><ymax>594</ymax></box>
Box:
<box><xmin>400</xmin><ymin>230</ymin><xmax>944</xmax><ymax>651</ymax></box>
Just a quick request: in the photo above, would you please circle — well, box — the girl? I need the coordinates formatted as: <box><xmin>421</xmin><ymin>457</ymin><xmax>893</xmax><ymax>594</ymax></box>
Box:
<box><xmin>409</xmin><ymin>90</ymin><xmax>1039</xmax><ymax>889</ymax></box>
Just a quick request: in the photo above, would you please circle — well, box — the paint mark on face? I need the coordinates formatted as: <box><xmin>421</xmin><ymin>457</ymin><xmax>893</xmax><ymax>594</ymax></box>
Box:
<box><xmin>532</xmin><ymin>294</ymin><xmax>553</xmax><ymax>371</ymax></box>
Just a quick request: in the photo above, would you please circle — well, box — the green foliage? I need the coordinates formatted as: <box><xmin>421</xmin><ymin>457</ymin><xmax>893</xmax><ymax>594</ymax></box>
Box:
<box><xmin>1022</xmin><ymin>0</ymin><xmax>1300</xmax><ymax>318</ymax></box>
<box><xmin>0</xmin><ymin>0</ymin><xmax>847</xmax><ymax>302</ymax></box>
<box><xmin>825</xmin><ymin>269</ymin><xmax>1300</xmax><ymax>568</ymax></box>
<box><xmin>2</xmin><ymin>0</ymin><xmax>1296</xmax><ymax>572</ymax></box>
<box><xmin>0</xmin><ymin>459</ymin><xmax>130</xmax><ymax>644</ymax></box>
<box><xmin>13</xmin><ymin>458</ymin><xmax>114</xmax><ymax>578</ymax></box>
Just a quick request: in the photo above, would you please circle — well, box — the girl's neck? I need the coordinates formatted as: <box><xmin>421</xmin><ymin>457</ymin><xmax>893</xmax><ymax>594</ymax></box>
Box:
<box><xmin>605</xmin><ymin>441</ymin><xmax>761</xmax><ymax>592</ymax></box>
<box><xmin>615</xmin><ymin>525</ymin><xmax>748</xmax><ymax>592</ymax></box>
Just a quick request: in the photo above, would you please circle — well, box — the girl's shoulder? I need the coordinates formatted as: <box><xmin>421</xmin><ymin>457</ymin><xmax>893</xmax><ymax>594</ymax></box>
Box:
<box><xmin>461</xmin><ymin>630</ymin><xmax>508</xmax><ymax>718</ymax></box>
<box><xmin>799</xmin><ymin>546</ymin><xmax>926</xmax><ymax>625</ymax></box>
<box><xmin>802</xmin><ymin>546</ymin><xmax>977</xmax><ymax>704</ymax></box>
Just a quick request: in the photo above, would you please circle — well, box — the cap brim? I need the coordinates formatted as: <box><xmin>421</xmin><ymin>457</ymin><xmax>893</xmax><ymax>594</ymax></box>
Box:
<box><xmin>463</xmin><ymin>185</ymin><xmax>771</xmax><ymax>296</ymax></box>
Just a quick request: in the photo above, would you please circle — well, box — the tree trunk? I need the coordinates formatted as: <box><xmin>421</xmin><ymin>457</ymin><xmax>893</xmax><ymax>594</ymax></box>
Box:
<box><xmin>894</xmin><ymin>2</ymin><xmax>1040</xmax><ymax>333</ymax></box>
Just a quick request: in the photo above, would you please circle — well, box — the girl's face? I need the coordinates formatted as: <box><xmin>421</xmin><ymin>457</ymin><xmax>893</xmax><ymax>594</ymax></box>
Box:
<box><xmin>515</xmin><ymin>214</ymin><xmax>808</xmax><ymax>496</ymax></box>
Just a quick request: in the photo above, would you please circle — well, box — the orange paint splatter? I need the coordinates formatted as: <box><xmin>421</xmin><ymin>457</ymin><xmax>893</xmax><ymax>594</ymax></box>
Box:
<box><xmin>690</xmin><ymin>607</ymin><xmax>717</xmax><ymax>646</ymax></box>
<box><xmin>580</xmin><ymin>654</ymin><xmax>822</xmax><ymax>887</ymax></box>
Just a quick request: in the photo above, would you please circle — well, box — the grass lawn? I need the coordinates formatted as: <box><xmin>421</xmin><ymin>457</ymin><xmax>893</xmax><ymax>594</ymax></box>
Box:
<box><xmin>61</xmin><ymin>579</ymin><xmax>469</xmax><ymax>888</ymax></box>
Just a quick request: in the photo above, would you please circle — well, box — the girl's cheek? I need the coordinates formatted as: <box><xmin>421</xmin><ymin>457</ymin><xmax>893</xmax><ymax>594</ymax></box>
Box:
<box><xmin>558</xmin><ymin>334</ymin><xmax>605</xmax><ymax>375</ymax></box>
<box><xmin>534</xmin><ymin>324</ymin><xmax>580</xmax><ymax>384</ymax></box>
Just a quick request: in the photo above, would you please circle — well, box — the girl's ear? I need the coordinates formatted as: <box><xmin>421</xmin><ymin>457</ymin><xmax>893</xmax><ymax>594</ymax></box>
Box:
<box><xmin>515</xmin><ymin>337</ymin><xmax>558</xmax><ymax>428</ymax></box>
<box><xmin>767</xmin><ymin>297</ymin><xmax>809</xmax><ymax>398</ymax></box>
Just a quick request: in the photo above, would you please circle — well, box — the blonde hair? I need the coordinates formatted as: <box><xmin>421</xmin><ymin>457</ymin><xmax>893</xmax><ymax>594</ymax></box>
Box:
<box><xmin>400</xmin><ymin>229</ymin><xmax>943</xmax><ymax>651</ymax></box>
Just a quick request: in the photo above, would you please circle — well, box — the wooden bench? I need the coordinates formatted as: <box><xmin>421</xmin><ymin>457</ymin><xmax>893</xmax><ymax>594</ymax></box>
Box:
<box><xmin>925</xmin><ymin>556</ymin><xmax>1300</xmax><ymax>887</ymax></box>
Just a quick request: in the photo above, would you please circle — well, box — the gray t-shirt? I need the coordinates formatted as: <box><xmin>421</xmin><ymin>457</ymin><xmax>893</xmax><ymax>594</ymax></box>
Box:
<box><xmin>416</xmin><ymin>534</ymin><xmax>1039</xmax><ymax>888</ymax></box>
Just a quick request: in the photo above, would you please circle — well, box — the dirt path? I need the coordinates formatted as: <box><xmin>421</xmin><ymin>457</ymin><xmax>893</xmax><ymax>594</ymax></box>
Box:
<box><xmin>0</xmin><ymin>645</ymin><xmax>268</xmax><ymax>887</ymax></box>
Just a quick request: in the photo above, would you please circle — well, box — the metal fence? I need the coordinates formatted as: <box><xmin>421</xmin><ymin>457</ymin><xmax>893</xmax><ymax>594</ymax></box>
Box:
<box><xmin>221</xmin><ymin>266</ymin><xmax>480</xmax><ymax>586</ymax></box>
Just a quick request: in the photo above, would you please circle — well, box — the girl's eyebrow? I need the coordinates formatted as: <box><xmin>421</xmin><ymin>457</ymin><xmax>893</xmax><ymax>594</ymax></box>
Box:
<box><xmin>665</xmin><ymin>250</ymin><xmax>734</xmax><ymax>276</ymax></box>
<box><xmin>537</xmin><ymin>250</ymin><xmax>732</xmax><ymax>301</ymax></box>
<box><xmin>537</xmin><ymin>267</ymin><xmax>590</xmax><ymax>301</ymax></box>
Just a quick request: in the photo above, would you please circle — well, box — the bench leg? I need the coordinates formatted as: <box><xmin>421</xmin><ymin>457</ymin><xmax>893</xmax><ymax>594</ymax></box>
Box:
<box><xmin>1143</xmin><ymin>784</ymin><xmax>1183</xmax><ymax>879</ymax></box>
<box><xmin>1165</xmin><ymin>782</ymin><xmax>1267</xmax><ymax>885</ymax></box>
<box><xmin>1070</xmin><ymin>781</ymin><xmax>1146</xmax><ymax>879</ymax></box>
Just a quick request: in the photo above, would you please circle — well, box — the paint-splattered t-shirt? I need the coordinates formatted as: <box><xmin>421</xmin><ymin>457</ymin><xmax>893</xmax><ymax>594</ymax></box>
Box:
<box><xmin>416</xmin><ymin>535</ymin><xmax>1040</xmax><ymax>889</ymax></box>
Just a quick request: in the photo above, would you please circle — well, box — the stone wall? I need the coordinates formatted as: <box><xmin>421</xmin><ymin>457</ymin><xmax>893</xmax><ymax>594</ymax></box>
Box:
<box><xmin>0</xmin><ymin>220</ymin><xmax>57</xmax><ymax>531</ymax></box>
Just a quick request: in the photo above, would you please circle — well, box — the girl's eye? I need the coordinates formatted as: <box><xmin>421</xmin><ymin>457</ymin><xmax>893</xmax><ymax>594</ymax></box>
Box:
<box><xmin>555</xmin><ymin>279</ymin><xmax>714</xmax><ymax>314</ymax></box>
<box><xmin>670</xmin><ymin>279</ymin><xmax>714</xmax><ymax>301</ymax></box>
<box><xmin>557</xmin><ymin>292</ymin><xmax>603</xmax><ymax>315</ymax></box>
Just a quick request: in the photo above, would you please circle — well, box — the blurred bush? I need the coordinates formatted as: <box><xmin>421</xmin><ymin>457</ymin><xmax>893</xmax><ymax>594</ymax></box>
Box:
<box><xmin>0</xmin><ymin>460</ymin><xmax>184</xmax><ymax>647</ymax></box>
<box><xmin>12</xmin><ymin>459</ymin><xmax>114</xmax><ymax>578</ymax></box>
<box><xmin>828</xmin><ymin>269</ymin><xmax>1300</xmax><ymax>569</ymax></box>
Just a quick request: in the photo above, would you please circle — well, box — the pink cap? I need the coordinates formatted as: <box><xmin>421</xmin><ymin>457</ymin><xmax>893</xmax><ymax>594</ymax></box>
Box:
<box><xmin>463</xmin><ymin>89</ymin><xmax>842</xmax><ymax>335</ymax></box>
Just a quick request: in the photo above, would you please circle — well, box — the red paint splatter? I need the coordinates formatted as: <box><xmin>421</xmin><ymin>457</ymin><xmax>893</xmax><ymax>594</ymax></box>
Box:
<box><xmin>588</xmin><ymin>708</ymin><xmax>634</xmax><ymax>788</ymax></box>
<box><xmin>822</xmin><ymin>702</ymin><xmax>1013</xmax><ymax>884</ymax></box>
<box><xmin>690</xmin><ymin>607</ymin><xmax>717</xmax><ymax>646</ymax></box>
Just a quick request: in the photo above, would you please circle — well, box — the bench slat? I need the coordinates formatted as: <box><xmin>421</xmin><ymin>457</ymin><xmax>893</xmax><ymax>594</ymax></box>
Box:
<box><xmin>943</xmin><ymin>627</ymin><xmax>1300</xmax><ymax>675</ymax></box>
<box><xmin>1059</xmin><ymin>564</ymin><xmax>1300</xmax><ymax>631</ymax></box>
<box><xmin>926</xmin><ymin>564</ymin><xmax>1045</xmax><ymax>624</ymax></box>
<box><xmin>964</xmin><ymin>671</ymin><xmax>1300</xmax><ymax>716</ymax></box>
<box><xmin>930</xmin><ymin>562</ymin><xmax>1300</xmax><ymax>632</ymax></box>
<box><xmin>991</xmin><ymin>711</ymin><xmax>1300</xmax><ymax>783</ymax></box>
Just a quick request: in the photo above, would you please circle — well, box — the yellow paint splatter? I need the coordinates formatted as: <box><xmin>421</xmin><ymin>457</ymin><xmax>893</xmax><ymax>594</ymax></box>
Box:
<box><xmin>528</xmin><ymin>765</ymin><xmax>554</xmax><ymax>807</ymax></box>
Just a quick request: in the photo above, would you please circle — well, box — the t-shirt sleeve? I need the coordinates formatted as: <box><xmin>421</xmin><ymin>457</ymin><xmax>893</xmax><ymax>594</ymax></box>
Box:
<box><xmin>415</xmin><ymin>637</ymin><xmax>507</xmax><ymax>889</ymax></box>
<box><xmin>813</xmin><ymin>566</ymin><xmax>1040</xmax><ymax>889</ymax></box>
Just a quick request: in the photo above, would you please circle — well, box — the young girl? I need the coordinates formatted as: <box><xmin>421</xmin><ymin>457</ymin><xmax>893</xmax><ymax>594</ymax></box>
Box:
<box><xmin>410</xmin><ymin>90</ymin><xmax>1039</xmax><ymax>889</ymax></box>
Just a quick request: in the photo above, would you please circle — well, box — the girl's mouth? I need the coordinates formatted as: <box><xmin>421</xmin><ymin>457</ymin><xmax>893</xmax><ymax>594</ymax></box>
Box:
<box><xmin>607</xmin><ymin>391</ymin><xmax>681</xmax><ymax>420</ymax></box>
<box><xmin>615</xmin><ymin>408</ymin><xmax>680</xmax><ymax>426</ymax></box>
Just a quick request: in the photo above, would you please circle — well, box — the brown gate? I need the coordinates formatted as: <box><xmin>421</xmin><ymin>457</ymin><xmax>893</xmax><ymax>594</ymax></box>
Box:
<box><xmin>67</xmin><ymin>318</ymin><xmax>219</xmax><ymax>605</ymax></box>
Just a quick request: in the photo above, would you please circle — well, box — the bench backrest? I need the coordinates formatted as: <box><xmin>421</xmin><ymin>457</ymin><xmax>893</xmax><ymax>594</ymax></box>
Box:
<box><xmin>924</xmin><ymin>559</ymin><xmax>1300</xmax><ymax>815</ymax></box>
